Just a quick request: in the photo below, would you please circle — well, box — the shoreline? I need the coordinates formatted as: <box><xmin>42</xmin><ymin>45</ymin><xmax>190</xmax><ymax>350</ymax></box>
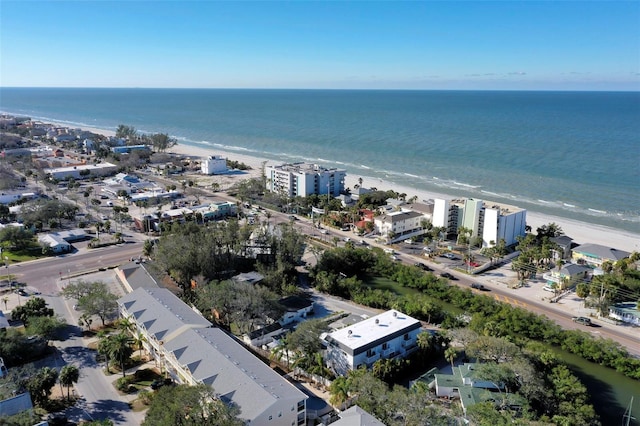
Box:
<box><xmin>164</xmin><ymin>143</ymin><xmax>640</xmax><ymax>254</ymax></box>
<box><xmin>32</xmin><ymin>121</ymin><xmax>640</xmax><ymax>253</ymax></box>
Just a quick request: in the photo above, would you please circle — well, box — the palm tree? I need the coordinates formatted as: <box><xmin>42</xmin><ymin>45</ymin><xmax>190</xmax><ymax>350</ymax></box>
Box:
<box><xmin>97</xmin><ymin>333</ymin><xmax>114</xmax><ymax>374</ymax></box>
<box><xmin>109</xmin><ymin>332</ymin><xmax>134</xmax><ymax>377</ymax></box>
<box><xmin>59</xmin><ymin>364</ymin><xmax>80</xmax><ymax>401</ymax></box>
<box><xmin>416</xmin><ymin>331</ymin><xmax>434</xmax><ymax>351</ymax></box>
<box><xmin>2</xmin><ymin>296</ymin><xmax>8</xmax><ymax>311</ymax></box>
<box><xmin>117</xmin><ymin>317</ymin><xmax>135</xmax><ymax>334</ymax></box>
<box><xmin>133</xmin><ymin>330</ymin><xmax>148</xmax><ymax>360</ymax></box>
<box><xmin>444</xmin><ymin>346</ymin><xmax>457</xmax><ymax>369</ymax></box>
<box><xmin>329</xmin><ymin>376</ymin><xmax>351</xmax><ymax>408</ymax></box>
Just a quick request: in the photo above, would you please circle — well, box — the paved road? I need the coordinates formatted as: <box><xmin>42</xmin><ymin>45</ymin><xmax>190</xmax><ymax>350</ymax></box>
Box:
<box><xmin>12</xmin><ymin>242</ymin><xmax>144</xmax><ymax>296</ymax></box>
<box><xmin>289</xmin><ymin>215</ymin><xmax>640</xmax><ymax>357</ymax></box>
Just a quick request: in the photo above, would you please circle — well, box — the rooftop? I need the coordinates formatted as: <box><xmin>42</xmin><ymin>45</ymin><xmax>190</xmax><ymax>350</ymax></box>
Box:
<box><xmin>327</xmin><ymin>310</ymin><xmax>420</xmax><ymax>351</ymax></box>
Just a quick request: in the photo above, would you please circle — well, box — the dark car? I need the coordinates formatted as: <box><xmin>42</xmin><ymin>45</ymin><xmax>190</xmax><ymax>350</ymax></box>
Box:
<box><xmin>414</xmin><ymin>263</ymin><xmax>433</xmax><ymax>271</ymax></box>
<box><xmin>471</xmin><ymin>283</ymin><xmax>486</xmax><ymax>290</ymax></box>
<box><xmin>440</xmin><ymin>272</ymin><xmax>456</xmax><ymax>280</ymax></box>
<box><xmin>572</xmin><ymin>316</ymin><xmax>592</xmax><ymax>326</ymax></box>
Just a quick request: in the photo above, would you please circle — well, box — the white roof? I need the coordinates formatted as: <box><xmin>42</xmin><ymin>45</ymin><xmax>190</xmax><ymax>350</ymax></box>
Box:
<box><xmin>327</xmin><ymin>309</ymin><xmax>420</xmax><ymax>351</ymax></box>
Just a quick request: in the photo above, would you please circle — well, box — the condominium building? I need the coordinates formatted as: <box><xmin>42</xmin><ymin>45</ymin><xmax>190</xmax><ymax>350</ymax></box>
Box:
<box><xmin>433</xmin><ymin>198</ymin><xmax>526</xmax><ymax>247</ymax></box>
<box><xmin>323</xmin><ymin>310</ymin><xmax>421</xmax><ymax>376</ymax></box>
<box><xmin>265</xmin><ymin>163</ymin><xmax>346</xmax><ymax>198</ymax></box>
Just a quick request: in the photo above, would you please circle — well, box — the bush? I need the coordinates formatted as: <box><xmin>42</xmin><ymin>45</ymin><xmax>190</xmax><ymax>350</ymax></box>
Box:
<box><xmin>115</xmin><ymin>375</ymin><xmax>135</xmax><ymax>392</ymax></box>
<box><xmin>138</xmin><ymin>389</ymin><xmax>154</xmax><ymax>405</ymax></box>
<box><xmin>134</xmin><ymin>368</ymin><xmax>156</xmax><ymax>381</ymax></box>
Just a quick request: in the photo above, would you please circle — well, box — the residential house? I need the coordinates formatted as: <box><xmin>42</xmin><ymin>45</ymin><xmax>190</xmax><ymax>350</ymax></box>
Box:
<box><xmin>571</xmin><ymin>243</ymin><xmax>630</xmax><ymax>268</ymax></box>
<box><xmin>323</xmin><ymin>309</ymin><xmax>421</xmax><ymax>376</ymax></box>
<box><xmin>434</xmin><ymin>363</ymin><xmax>523</xmax><ymax>415</ymax></box>
<box><xmin>550</xmin><ymin>235</ymin><xmax>574</xmax><ymax>260</ymax></box>
<box><xmin>329</xmin><ymin>405</ymin><xmax>386</xmax><ymax>426</ymax></box>
<box><xmin>374</xmin><ymin>211</ymin><xmax>424</xmax><ymax>243</ymax></box>
<box><xmin>279</xmin><ymin>295</ymin><xmax>314</xmax><ymax>325</ymax></box>
<box><xmin>111</xmin><ymin>145</ymin><xmax>150</xmax><ymax>154</ymax></box>
<box><xmin>542</xmin><ymin>263</ymin><xmax>591</xmax><ymax>290</ymax></box>
<box><xmin>117</xmin><ymin>287</ymin><xmax>308</xmax><ymax>426</ymax></box>
<box><xmin>608</xmin><ymin>302</ymin><xmax>640</xmax><ymax>326</ymax></box>
<box><xmin>243</xmin><ymin>322</ymin><xmax>284</xmax><ymax>348</ymax></box>
<box><xmin>265</xmin><ymin>162</ymin><xmax>346</xmax><ymax>198</ymax></box>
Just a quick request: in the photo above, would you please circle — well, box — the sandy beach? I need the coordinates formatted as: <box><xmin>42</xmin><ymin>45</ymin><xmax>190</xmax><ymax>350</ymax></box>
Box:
<box><xmin>49</xmin><ymin>121</ymin><xmax>639</xmax><ymax>254</ymax></box>
<box><xmin>162</xmin><ymin>142</ymin><xmax>640</xmax><ymax>254</ymax></box>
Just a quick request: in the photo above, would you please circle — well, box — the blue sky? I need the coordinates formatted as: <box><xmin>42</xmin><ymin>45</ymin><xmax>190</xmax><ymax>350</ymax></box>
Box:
<box><xmin>1</xmin><ymin>1</ymin><xmax>639</xmax><ymax>90</ymax></box>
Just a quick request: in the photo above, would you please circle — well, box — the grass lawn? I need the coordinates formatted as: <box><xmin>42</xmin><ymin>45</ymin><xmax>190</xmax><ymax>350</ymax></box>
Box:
<box><xmin>363</xmin><ymin>275</ymin><xmax>463</xmax><ymax>315</ymax></box>
<box><xmin>365</xmin><ymin>276</ymin><xmax>421</xmax><ymax>297</ymax></box>
<box><xmin>1</xmin><ymin>246</ymin><xmax>49</xmax><ymax>262</ymax></box>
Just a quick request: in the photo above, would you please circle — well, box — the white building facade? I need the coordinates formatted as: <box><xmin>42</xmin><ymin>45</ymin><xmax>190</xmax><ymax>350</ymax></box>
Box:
<box><xmin>433</xmin><ymin>198</ymin><xmax>526</xmax><ymax>247</ymax></box>
<box><xmin>324</xmin><ymin>310</ymin><xmax>421</xmax><ymax>376</ymax></box>
<box><xmin>201</xmin><ymin>155</ymin><xmax>228</xmax><ymax>175</ymax></box>
<box><xmin>374</xmin><ymin>211</ymin><xmax>424</xmax><ymax>243</ymax></box>
<box><xmin>265</xmin><ymin>163</ymin><xmax>346</xmax><ymax>198</ymax></box>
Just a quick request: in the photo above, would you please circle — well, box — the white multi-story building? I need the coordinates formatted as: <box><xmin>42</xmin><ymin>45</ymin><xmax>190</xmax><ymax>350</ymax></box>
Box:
<box><xmin>201</xmin><ymin>155</ymin><xmax>227</xmax><ymax>175</ymax></box>
<box><xmin>433</xmin><ymin>198</ymin><xmax>526</xmax><ymax>247</ymax></box>
<box><xmin>374</xmin><ymin>210</ymin><xmax>424</xmax><ymax>243</ymax></box>
<box><xmin>265</xmin><ymin>163</ymin><xmax>346</xmax><ymax>198</ymax></box>
<box><xmin>324</xmin><ymin>310</ymin><xmax>421</xmax><ymax>376</ymax></box>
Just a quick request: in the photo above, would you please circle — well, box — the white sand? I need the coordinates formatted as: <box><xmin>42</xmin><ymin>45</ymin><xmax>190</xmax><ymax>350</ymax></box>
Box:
<box><xmin>62</xmin><ymin>122</ymin><xmax>640</xmax><ymax>254</ymax></box>
<box><xmin>166</xmin><ymin>143</ymin><xmax>639</xmax><ymax>253</ymax></box>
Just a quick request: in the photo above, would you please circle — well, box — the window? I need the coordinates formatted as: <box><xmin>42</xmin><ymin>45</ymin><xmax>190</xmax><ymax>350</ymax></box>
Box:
<box><xmin>404</xmin><ymin>333</ymin><xmax>410</xmax><ymax>341</ymax></box>
<box><xmin>366</xmin><ymin>349</ymin><xmax>376</xmax><ymax>357</ymax></box>
<box><xmin>269</xmin><ymin>415</ymin><xmax>272</xmax><ymax>421</ymax></box>
<box><xmin>382</xmin><ymin>342</ymin><xmax>388</xmax><ymax>350</ymax></box>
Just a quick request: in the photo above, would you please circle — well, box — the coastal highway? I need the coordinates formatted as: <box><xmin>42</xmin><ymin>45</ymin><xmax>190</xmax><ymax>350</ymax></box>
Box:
<box><xmin>11</xmin><ymin>242</ymin><xmax>144</xmax><ymax>296</ymax></box>
<box><xmin>286</xmin><ymin>215</ymin><xmax>640</xmax><ymax>357</ymax></box>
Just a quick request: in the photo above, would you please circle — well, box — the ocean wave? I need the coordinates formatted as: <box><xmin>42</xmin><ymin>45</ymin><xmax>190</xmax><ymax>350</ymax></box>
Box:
<box><xmin>588</xmin><ymin>208</ymin><xmax>608</xmax><ymax>214</ymax></box>
<box><xmin>452</xmin><ymin>181</ymin><xmax>482</xmax><ymax>189</ymax></box>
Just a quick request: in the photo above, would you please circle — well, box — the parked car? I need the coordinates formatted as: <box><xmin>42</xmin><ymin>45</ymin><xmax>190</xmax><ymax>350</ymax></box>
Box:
<box><xmin>440</xmin><ymin>272</ymin><xmax>456</xmax><ymax>280</ymax></box>
<box><xmin>442</xmin><ymin>253</ymin><xmax>457</xmax><ymax>260</ymax></box>
<box><xmin>572</xmin><ymin>316</ymin><xmax>592</xmax><ymax>326</ymax></box>
<box><xmin>471</xmin><ymin>283</ymin><xmax>486</xmax><ymax>291</ymax></box>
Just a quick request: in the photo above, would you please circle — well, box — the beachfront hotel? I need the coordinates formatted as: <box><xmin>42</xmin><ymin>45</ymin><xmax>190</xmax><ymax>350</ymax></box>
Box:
<box><xmin>265</xmin><ymin>162</ymin><xmax>346</xmax><ymax>198</ymax></box>
<box><xmin>433</xmin><ymin>198</ymin><xmax>527</xmax><ymax>247</ymax></box>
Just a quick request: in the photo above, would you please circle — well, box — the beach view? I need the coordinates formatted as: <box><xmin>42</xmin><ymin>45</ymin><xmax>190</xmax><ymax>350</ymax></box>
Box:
<box><xmin>0</xmin><ymin>2</ymin><xmax>639</xmax><ymax>426</ymax></box>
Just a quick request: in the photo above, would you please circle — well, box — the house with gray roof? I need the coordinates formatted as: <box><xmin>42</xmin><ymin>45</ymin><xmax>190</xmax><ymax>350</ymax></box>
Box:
<box><xmin>330</xmin><ymin>405</ymin><xmax>386</xmax><ymax>426</ymax></box>
<box><xmin>116</xmin><ymin>261</ymin><xmax>159</xmax><ymax>292</ymax></box>
<box><xmin>117</xmin><ymin>287</ymin><xmax>308</xmax><ymax>426</ymax></box>
<box><xmin>572</xmin><ymin>243</ymin><xmax>630</xmax><ymax>267</ymax></box>
<box><xmin>164</xmin><ymin>327</ymin><xmax>307</xmax><ymax>425</ymax></box>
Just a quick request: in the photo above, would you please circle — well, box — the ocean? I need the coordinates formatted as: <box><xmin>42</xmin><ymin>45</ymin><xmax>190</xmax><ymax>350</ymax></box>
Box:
<box><xmin>1</xmin><ymin>88</ymin><xmax>639</xmax><ymax>234</ymax></box>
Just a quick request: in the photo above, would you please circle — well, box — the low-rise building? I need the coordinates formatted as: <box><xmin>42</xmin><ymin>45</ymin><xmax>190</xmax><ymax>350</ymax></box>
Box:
<box><xmin>542</xmin><ymin>263</ymin><xmax>591</xmax><ymax>289</ymax></box>
<box><xmin>571</xmin><ymin>243</ymin><xmax>631</xmax><ymax>268</ymax></box>
<box><xmin>117</xmin><ymin>287</ymin><xmax>308</xmax><ymax>426</ymax></box>
<box><xmin>329</xmin><ymin>405</ymin><xmax>386</xmax><ymax>426</ymax></box>
<box><xmin>323</xmin><ymin>309</ymin><xmax>421</xmax><ymax>376</ymax></box>
<box><xmin>44</xmin><ymin>162</ymin><xmax>117</xmax><ymax>180</ymax></box>
<box><xmin>201</xmin><ymin>155</ymin><xmax>228</xmax><ymax>175</ymax></box>
<box><xmin>279</xmin><ymin>295</ymin><xmax>314</xmax><ymax>325</ymax></box>
<box><xmin>374</xmin><ymin>211</ymin><xmax>424</xmax><ymax>243</ymax></box>
<box><xmin>608</xmin><ymin>302</ymin><xmax>640</xmax><ymax>326</ymax></box>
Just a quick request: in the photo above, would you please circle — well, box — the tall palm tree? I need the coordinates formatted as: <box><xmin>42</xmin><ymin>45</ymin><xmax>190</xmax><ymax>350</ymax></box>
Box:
<box><xmin>444</xmin><ymin>346</ymin><xmax>457</xmax><ymax>370</ymax></box>
<box><xmin>133</xmin><ymin>330</ymin><xmax>148</xmax><ymax>360</ymax></box>
<box><xmin>97</xmin><ymin>333</ymin><xmax>114</xmax><ymax>374</ymax></box>
<box><xmin>416</xmin><ymin>331</ymin><xmax>434</xmax><ymax>351</ymax></box>
<box><xmin>109</xmin><ymin>332</ymin><xmax>134</xmax><ymax>377</ymax></box>
<box><xmin>59</xmin><ymin>364</ymin><xmax>80</xmax><ymax>401</ymax></box>
<box><xmin>329</xmin><ymin>376</ymin><xmax>351</xmax><ymax>408</ymax></box>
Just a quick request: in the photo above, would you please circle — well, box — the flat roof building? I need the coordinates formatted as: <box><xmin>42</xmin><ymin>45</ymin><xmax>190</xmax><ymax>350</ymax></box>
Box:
<box><xmin>324</xmin><ymin>310</ymin><xmax>421</xmax><ymax>376</ymax></box>
<box><xmin>265</xmin><ymin>162</ymin><xmax>346</xmax><ymax>198</ymax></box>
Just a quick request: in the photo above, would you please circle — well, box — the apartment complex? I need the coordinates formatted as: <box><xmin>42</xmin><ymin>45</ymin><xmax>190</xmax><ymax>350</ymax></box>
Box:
<box><xmin>323</xmin><ymin>310</ymin><xmax>421</xmax><ymax>376</ymax></box>
<box><xmin>201</xmin><ymin>155</ymin><xmax>228</xmax><ymax>175</ymax></box>
<box><xmin>433</xmin><ymin>198</ymin><xmax>527</xmax><ymax>247</ymax></box>
<box><xmin>118</xmin><ymin>288</ymin><xmax>308</xmax><ymax>426</ymax></box>
<box><xmin>265</xmin><ymin>163</ymin><xmax>346</xmax><ymax>198</ymax></box>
